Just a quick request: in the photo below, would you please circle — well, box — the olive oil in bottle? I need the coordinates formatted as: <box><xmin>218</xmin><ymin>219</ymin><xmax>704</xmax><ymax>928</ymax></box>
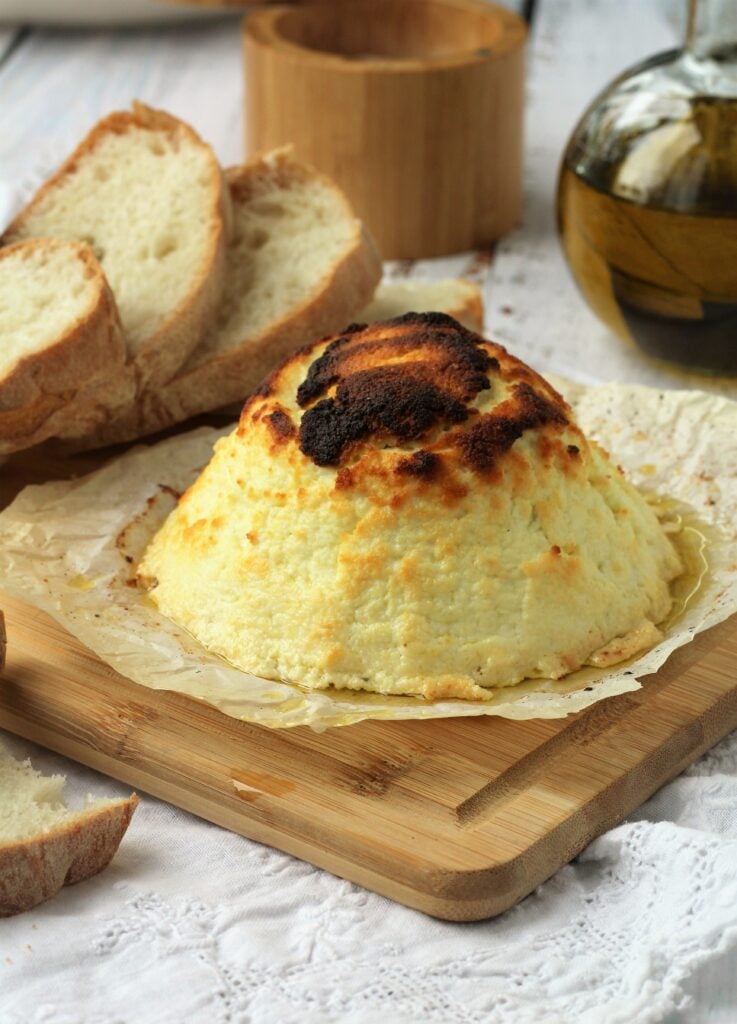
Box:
<box><xmin>557</xmin><ymin>0</ymin><xmax>737</xmax><ymax>375</ymax></box>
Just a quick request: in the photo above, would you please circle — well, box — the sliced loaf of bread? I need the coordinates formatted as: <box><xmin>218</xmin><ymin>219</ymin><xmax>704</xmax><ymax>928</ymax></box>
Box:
<box><xmin>0</xmin><ymin>238</ymin><xmax>129</xmax><ymax>455</ymax></box>
<box><xmin>74</xmin><ymin>147</ymin><xmax>382</xmax><ymax>447</ymax></box>
<box><xmin>358</xmin><ymin>278</ymin><xmax>484</xmax><ymax>332</ymax></box>
<box><xmin>2</xmin><ymin>103</ymin><xmax>231</xmax><ymax>390</ymax></box>
<box><xmin>0</xmin><ymin>742</ymin><xmax>138</xmax><ymax>917</ymax></box>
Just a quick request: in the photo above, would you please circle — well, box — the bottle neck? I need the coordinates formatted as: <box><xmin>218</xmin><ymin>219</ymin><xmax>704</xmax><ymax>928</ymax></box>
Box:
<box><xmin>686</xmin><ymin>0</ymin><xmax>737</xmax><ymax>60</ymax></box>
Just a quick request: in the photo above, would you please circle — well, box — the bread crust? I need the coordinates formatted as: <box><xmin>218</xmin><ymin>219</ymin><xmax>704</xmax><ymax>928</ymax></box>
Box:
<box><xmin>2</xmin><ymin>102</ymin><xmax>232</xmax><ymax>391</ymax></box>
<box><xmin>445</xmin><ymin>281</ymin><xmax>484</xmax><ymax>333</ymax></box>
<box><xmin>0</xmin><ymin>239</ymin><xmax>129</xmax><ymax>455</ymax></box>
<box><xmin>73</xmin><ymin>148</ymin><xmax>382</xmax><ymax>448</ymax></box>
<box><xmin>0</xmin><ymin>795</ymin><xmax>138</xmax><ymax>917</ymax></box>
<box><xmin>358</xmin><ymin>278</ymin><xmax>485</xmax><ymax>333</ymax></box>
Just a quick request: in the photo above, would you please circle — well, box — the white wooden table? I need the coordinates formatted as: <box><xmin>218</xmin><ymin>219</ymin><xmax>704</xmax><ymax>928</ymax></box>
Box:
<box><xmin>0</xmin><ymin>2</ymin><xmax>735</xmax><ymax>1021</ymax></box>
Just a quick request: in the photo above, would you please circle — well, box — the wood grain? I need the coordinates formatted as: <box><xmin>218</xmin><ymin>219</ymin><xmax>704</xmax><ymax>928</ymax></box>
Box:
<box><xmin>244</xmin><ymin>0</ymin><xmax>526</xmax><ymax>258</ymax></box>
<box><xmin>1</xmin><ymin>585</ymin><xmax>735</xmax><ymax>921</ymax></box>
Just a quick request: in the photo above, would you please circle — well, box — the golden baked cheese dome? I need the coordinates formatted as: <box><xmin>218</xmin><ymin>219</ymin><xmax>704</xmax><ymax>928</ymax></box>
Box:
<box><xmin>138</xmin><ymin>313</ymin><xmax>682</xmax><ymax>700</ymax></box>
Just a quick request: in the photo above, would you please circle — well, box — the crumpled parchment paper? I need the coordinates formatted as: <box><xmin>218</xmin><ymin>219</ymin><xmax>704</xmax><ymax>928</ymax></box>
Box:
<box><xmin>0</xmin><ymin>379</ymin><xmax>736</xmax><ymax>729</ymax></box>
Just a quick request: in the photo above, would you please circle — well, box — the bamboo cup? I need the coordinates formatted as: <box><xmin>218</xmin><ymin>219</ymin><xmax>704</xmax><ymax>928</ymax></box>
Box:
<box><xmin>243</xmin><ymin>0</ymin><xmax>526</xmax><ymax>259</ymax></box>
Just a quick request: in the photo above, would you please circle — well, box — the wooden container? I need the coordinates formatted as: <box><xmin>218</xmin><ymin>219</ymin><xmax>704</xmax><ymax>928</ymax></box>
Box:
<box><xmin>243</xmin><ymin>0</ymin><xmax>526</xmax><ymax>258</ymax></box>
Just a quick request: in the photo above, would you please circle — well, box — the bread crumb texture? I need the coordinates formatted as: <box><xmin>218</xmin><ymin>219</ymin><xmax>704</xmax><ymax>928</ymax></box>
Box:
<box><xmin>4</xmin><ymin>106</ymin><xmax>222</xmax><ymax>358</ymax></box>
<box><xmin>0</xmin><ymin>744</ymin><xmax>138</xmax><ymax>916</ymax></box>
<box><xmin>0</xmin><ymin>241</ymin><xmax>100</xmax><ymax>377</ymax></box>
<box><xmin>138</xmin><ymin>314</ymin><xmax>682</xmax><ymax>700</ymax></box>
<box><xmin>188</xmin><ymin>158</ymin><xmax>357</xmax><ymax>367</ymax></box>
<box><xmin>359</xmin><ymin>278</ymin><xmax>483</xmax><ymax>332</ymax></box>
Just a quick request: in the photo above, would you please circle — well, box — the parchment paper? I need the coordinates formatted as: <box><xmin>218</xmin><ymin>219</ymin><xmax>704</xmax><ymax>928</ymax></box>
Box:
<box><xmin>0</xmin><ymin>379</ymin><xmax>736</xmax><ymax>729</ymax></box>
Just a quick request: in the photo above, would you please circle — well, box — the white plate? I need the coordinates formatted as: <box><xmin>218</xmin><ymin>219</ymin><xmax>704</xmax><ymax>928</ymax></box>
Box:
<box><xmin>0</xmin><ymin>1</ymin><xmax>227</xmax><ymax>25</ymax></box>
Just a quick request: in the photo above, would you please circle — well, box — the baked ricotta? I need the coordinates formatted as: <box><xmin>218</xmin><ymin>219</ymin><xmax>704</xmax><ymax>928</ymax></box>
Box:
<box><xmin>138</xmin><ymin>314</ymin><xmax>682</xmax><ymax>700</ymax></box>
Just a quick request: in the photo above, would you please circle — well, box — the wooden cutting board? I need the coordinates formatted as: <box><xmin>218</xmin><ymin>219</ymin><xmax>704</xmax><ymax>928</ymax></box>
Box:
<box><xmin>2</xmin><ymin>443</ymin><xmax>737</xmax><ymax>921</ymax></box>
<box><xmin>1</xmin><ymin>591</ymin><xmax>736</xmax><ymax>921</ymax></box>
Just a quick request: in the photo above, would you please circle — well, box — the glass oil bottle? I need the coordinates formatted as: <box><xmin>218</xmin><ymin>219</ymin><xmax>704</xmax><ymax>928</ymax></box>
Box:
<box><xmin>558</xmin><ymin>0</ymin><xmax>737</xmax><ymax>374</ymax></box>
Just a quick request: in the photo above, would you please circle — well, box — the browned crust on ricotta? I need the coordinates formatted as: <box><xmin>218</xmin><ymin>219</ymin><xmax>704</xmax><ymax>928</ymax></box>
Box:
<box><xmin>455</xmin><ymin>381</ymin><xmax>568</xmax><ymax>473</ymax></box>
<box><xmin>250</xmin><ymin>313</ymin><xmax>574</xmax><ymax>487</ymax></box>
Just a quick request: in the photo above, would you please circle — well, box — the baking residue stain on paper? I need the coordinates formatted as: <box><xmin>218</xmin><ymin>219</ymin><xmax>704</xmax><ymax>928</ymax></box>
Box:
<box><xmin>68</xmin><ymin>574</ymin><xmax>96</xmax><ymax>591</ymax></box>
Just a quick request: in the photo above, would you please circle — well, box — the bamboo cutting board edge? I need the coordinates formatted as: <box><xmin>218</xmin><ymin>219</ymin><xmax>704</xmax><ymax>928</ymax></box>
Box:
<box><xmin>1</xmin><ymin>594</ymin><xmax>737</xmax><ymax>920</ymax></box>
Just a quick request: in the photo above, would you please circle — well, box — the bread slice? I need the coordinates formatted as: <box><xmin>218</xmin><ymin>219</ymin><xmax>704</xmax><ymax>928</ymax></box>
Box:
<box><xmin>0</xmin><ymin>741</ymin><xmax>138</xmax><ymax>916</ymax></box>
<box><xmin>2</xmin><ymin>102</ymin><xmax>231</xmax><ymax>391</ymax></box>
<box><xmin>0</xmin><ymin>238</ymin><xmax>130</xmax><ymax>455</ymax></box>
<box><xmin>73</xmin><ymin>147</ymin><xmax>382</xmax><ymax>448</ymax></box>
<box><xmin>358</xmin><ymin>278</ymin><xmax>484</xmax><ymax>332</ymax></box>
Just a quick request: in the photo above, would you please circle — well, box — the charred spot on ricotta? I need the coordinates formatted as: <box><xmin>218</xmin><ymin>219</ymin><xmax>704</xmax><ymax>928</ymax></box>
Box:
<box><xmin>292</xmin><ymin>314</ymin><xmax>570</xmax><ymax>477</ymax></box>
